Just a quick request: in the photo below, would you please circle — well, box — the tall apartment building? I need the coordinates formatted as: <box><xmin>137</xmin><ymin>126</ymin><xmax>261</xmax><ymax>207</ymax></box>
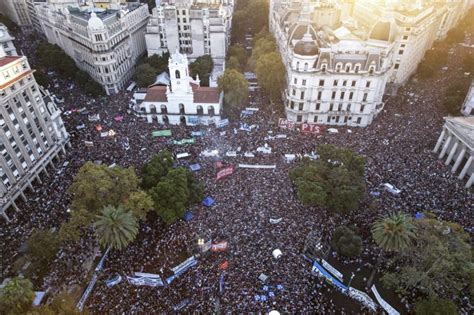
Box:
<box><xmin>145</xmin><ymin>0</ymin><xmax>234</xmax><ymax>83</ymax></box>
<box><xmin>36</xmin><ymin>1</ymin><xmax>149</xmax><ymax>94</ymax></box>
<box><xmin>461</xmin><ymin>80</ymin><xmax>474</xmax><ymax>116</ymax></box>
<box><xmin>0</xmin><ymin>24</ymin><xmax>18</xmax><ymax>56</ymax></box>
<box><xmin>0</xmin><ymin>0</ymin><xmax>32</xmax><ymax>30</ymax></box>
<box><xmin>270</xmin><ymin>0</ymin><xmax>393</xmax><ymax>127</ymax></box>
<box><xmin>0</xmin><ymin>47</ymin><xmax>69</xmax><ymax>221</ymax></box>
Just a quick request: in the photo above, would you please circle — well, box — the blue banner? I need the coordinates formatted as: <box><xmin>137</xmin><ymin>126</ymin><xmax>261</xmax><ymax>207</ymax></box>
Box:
<box><xmin>311</xmin><ymin>262</ymin><xmax>348</xmax><ymax>292</ymax></box>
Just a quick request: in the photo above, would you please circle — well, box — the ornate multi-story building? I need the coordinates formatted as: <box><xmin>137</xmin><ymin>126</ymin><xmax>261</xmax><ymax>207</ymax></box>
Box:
<box><xmin>270</xmin><ymin>0</ymin><xmax>393</xmax><ymax>127</ymax></box>
<box><xmin>145</xmin><ymin>0</ymin><xmax>234</xmax><ymax>84</ymax></box>
<box><xmin>0</xmin><ymin>24</ymin><xmax>18</xmax><ymax>57</ymax></box>
<box><xmin>36</xmin><ymin>0</ymin><xmax>149</xmax><ymax>94</ymax></box>
<box><xmin>0</xmin><ymin>47</ymin><xmax>69</xmax><ymax>221</ymax></box>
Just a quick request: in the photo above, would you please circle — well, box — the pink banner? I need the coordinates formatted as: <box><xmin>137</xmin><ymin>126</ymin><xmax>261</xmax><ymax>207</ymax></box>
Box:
<box><xmin>278</xmin><ymin>118</ymin><xmax>295</xmax><ymax>130</ymax></box>
<box><xmin>211</xmin><ymin>241</ymin><xmax>228</xmax><ymax>252</ymax></box>
<box><xmin>216</xmin><ymin>166</ymin><xmax>234</xmax><ymax>180</ymax></box>
<box><xmin>301</xmin><ymin>123</ymin><xmax>324</xmax><ymax>134</ymax></box>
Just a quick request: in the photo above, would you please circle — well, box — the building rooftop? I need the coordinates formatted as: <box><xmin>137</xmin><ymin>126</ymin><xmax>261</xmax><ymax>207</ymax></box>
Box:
<box><xmin>445</xmin><ymin>116</ymin><xmax>474</xmax><ymax>150</ymax></box>
<box><xmin>0</xmin><ymin>55</ymin><xmax>21</xmax><ymax>68</ymax></box>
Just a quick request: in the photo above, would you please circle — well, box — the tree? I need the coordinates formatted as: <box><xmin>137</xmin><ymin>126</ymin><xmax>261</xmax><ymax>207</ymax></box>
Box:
<box><xmin>141</xmin><ymin>150</ymin><xmax>174</xmax><ymax>190</ymax></box>
<box><xmin>255</xmin><ymin>52</ymin><xmax>286</xmax><ymax>102</ymax></box>
<box><xmin>189</xmin><ymin>55</ymin><xmax>214</xmax><ymax>86</ymax></box>
<box><xmin>246</xmin><ymin>0</ymin><xmax>269</xmax><ymax>34</ymax></box>
<box><xmin>94</xmin><ymin>205</ymin><xmax>138</xmax><ymax>250</ymax></box>
<box><xmin>0</xmin><ymin>277</ymin><xmax>35</xmax><ymax>315</ymax></box>
<box><xmin>28</xmin><ymin>291</ymin><xmax>86</xmax><ymax>315</ymax></box>
<box><xmin>227</xmin><ymin>56</ymin><xmax>242</xmax><ymax>72</ymax></box>
<box><xmin>123</xmin><ymin>190</ymin><xmax>154</xmax><ymax>220</ymax></box>
<box><xmin>463</xmin><ymin>53</ymin><xmax>474</xmax><ymax>73</ymax></box>
<box><xmin>83</xmin><ymin>80</ymin><xmax>104</xmax><ymax>97</ymax></box>
<box><xmin>150</xmin><ymin>168</ymin><xmax>189</xmax><ymax>224</ymax></box>
<box><xmin>289</xmin><ymin>145</ymin><xmax>366</xmax><ymax>213</ymax></box>
<box><xmin>443</xmin><ymin>83</ymin><xmax>469</xmax><ymax>115</ymax></box>
<box><xmin>134</xmin><ymin>63</ymin><xmax>157</xmax><ymax>87</ymax></box>
<box><xmin>250</xmin><ymin>36</ymin><xmax>277</xmax><ymax>69</ymax></box>
<box><xmin>218</xmin><ymin>69</ymin><xmax>248</xmax><ymax>119</ymax></box>
<box><xmin>228</xmin><ymin>44</ymin><xmax>247</xmax><ymax>69</ymax></box>
<box><xmin>145</xmin><ymin>52</ymin><xmax>169</xmax><ymax>74</ymax></box>
<box><xmin>33</xmin><ymin>70</ymin><xmax>49</xmax><ymax>88</ymax></box>
<box><xmin>414</xmin><ymin>297</ymin><xmax>457</xmax><ymax>315</ymax></box>
<box><xmin>331</xmin><ymin>226</ymin><xmax>363</xmax><ymax>258</ymax></box>
<box><xmin>230</xmin><ymin>10</ymin><xmax>248</xmax><ymax>43</ymax></box>
<box><xmin>22</xmin><ymin>229</ymin><xmax>60</xmax><ymax>281</ymax></box>
<box><xmin>381</xmin><ymin>218</ymin><xmax>473</xmax><ymax>299</ymax></box>
<box><xmin>368</xmin><ymin>212</ymin><xmax>416</xmax><ymax>287</ymax></box>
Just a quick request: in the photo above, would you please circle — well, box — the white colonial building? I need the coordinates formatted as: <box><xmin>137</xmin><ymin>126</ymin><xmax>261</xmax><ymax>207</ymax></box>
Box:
<box><xmin>36</xmin><ymin>0</ymin><xmax>149</xmax><ymax>94</ymax></box>
<box><xmin>433</xmin><ymin>116</ymin><xmax>474</xmax><ymax>188</ymax></box>
<box><xmin>132</xmin><ymin>50</ymin><xmax>223</xmax><ymax>125</ymax></box>
<box><xmin>145</xmin><ymin>0</ymin><xmax>234</xmax><ymax>84</ymax></box>
<box><xmin>270</xmin><ymin>0</ymin><xmax>393</xmax><ymax>127</ymax></box>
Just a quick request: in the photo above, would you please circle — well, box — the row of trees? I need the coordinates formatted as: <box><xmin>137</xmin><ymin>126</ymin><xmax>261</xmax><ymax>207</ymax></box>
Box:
<box><xmin>35</xmin><ymin>43</ymin><xmax>103</xmax><ymax>96</ymax></box>
<box><xmin>230</xmin><ymin>0</ymin><xmax>269</xmax><ymax>44</ymax></box>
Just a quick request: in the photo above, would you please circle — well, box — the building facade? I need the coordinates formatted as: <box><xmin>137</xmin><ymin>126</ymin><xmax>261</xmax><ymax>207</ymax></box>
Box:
<box><xmin>0</xmin><ymin>47</ymin><xmax>69</xmax><ymax>221</ymax></box>
<box><xmin>145</xmin><ymin>0</ymin><xmax>234</xmax><ymax>81</ymax></box>
<box><xmin>270</xmin><ymin>0</ymin><xmax>393</xmax><ymax>127</ymax></box>
<box><xmin>36</xmin><ymin>1</ymin><xmax>149</xmax><ymax>95</ymax></box>
<box><xmin>0</xmin><ymin>0</ymin><xmax>32</xmax><ymax>29</ymax></box>
<box><xmin>461</xmin><ymin>81</ymin><xmax>474</xmax><ymax>116</ymax></box>
<box><xmin>131</xmin><ymin>50</ymin><xmax>223</xmax><ymax>125</ymax></box>
<box><xmin>0</xmin><ymin>24</ymin><xmax>18</xmax><ymax>56</ymax></box>
<box><xmin>433</xmin><ymin>116</ymin><xmax>474</xmax><ymax>188</ymax></box>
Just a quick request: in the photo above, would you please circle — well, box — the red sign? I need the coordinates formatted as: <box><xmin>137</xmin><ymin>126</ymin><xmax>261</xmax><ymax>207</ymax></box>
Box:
<box><xmin>219</xmin><ymin>261</ymin><xmax>229</xmax><ymax>270</ymax></box>
<box><xmin>216</xmin><ymin>166</ymin><xmax>234</xmax><ymax>180</ymax></box>
<box><xmin>301</xmin><ymin>123</ymin><xmax>324</xmax><ymax>134</ymax></box>
<box><xmin>278</xmin><ymin>118</ymin><xmax>296</xmax><ymax>130</ymax></box>
<box><xmin>211</xmin><ymin>241</ymin><xmax>228</xmax><ymax>252</ymax></box>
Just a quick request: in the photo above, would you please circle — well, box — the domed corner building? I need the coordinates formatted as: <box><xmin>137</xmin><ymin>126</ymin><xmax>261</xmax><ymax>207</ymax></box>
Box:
<box><xmin>269</xmin><ymin>0</ymin><xmax>395</xmax><ymax>128</ymax></box>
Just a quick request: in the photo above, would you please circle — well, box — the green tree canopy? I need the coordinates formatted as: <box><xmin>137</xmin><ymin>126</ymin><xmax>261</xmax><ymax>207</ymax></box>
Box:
<box><xmin>290</xmin><ymin>145</ymin><xmax>366</xmax><ymax>213</ymax></box>
<box><xmin>123</xmin><ymin>190</ymin><xmax>154</xmax><ymax>220</ymax></box>
<box><xmin>94</xmin><ymin>205</ymin><xmax>139</xmax><ymax>250</ymax></box>
<box><xmin>443</xmin><ymin>83</ymin><xmax>469</xmax><ymax>115</ymax></box>
<box><xmin>250</xmin><ymin>36</ymin><xmax>277</xmax><ymax>69</ymax></box>
<box><xmin>33</xmin><ymin>70</ymin><xmax>49</xmax><ymax>88</ymax></box>
<box><xmin>28</xmin><ymin>291</ymin><xmax>86</xmax><ymax>315</ymax></box>
<box><xmin>331</xmin><ymin>226</ymin><xmax>363</xmax><ymax>258</ymax></box>
<box><xmin>134</xmin><ymin>63</ymin><xmax>157</xmax><ymax>88</ymax></box>
<box><xmin>371</xmin><ymin>212</ymin><xmax>416</xmax><ymax>252</ymax></box>
<box><xmin>21</xmin><ymin>229</ymin><xmax>60</xmax><ymax>281</ymax></box>
<box><xmin>217</xmin><ymin>69</ymin><xmax>249</xmax><ymax>119</ymax></box>
<box><xmin>145</xmin><ymin>52</ymin><xmax>170</xmax><ymax>74</ymax></box>
<box><xmin>414</xmin><ymin>297</ymin><xmax>457</xmax><ymax>315</ymax></box>
<box><xmin>149</xmin><ymin>167</ymin><xmax>203</xmax><ymax>224</ymax></box>
<box><xmin>227</xmin><ymin>56</ymin><xmax>242</xmax><ymax>72</ymax></box>
<box><xmin>255</xmin><ymin>51</ymin><xmax>286</xmax><ymax>102</ymax></box>
<box><xmin>141</xmin><ymin>150</ymin><xmax>174</xmax><ymax>190</ymax></box>
<box><xmin>228</xmin><ymin>44</ymin><xmax>247</xmax><ymax>69</ymax></box>
<box><xmin>189</xmin><ymin>55</ymin><xmax>214</xmax><ymax>86</ymax></box>
<box><xmin>0</xmin><ymin>277</ymin><xmax>35</xmax><ymax>315</ymax></box>
<box><xmin>381</xmin><ymin>217</ymin><xmax>474</xmax><ymax>299</ymax></box>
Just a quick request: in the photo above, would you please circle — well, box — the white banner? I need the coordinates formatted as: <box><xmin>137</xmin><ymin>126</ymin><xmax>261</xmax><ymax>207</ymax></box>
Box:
<box><xmin>127</xmin><ymin>276</ymin><xmax>164</xmax><ymax>287</ymax></box>
<box><xmin>371</xmin><ymin>285</ymin><xmax>400</xmax><ymax>315</ymax></box>
<box><xmin>238</xmin><ymin>164</ymin><xmax>276</xmax><ymax>169</ymax></box>
<box><xmin>321</xmin><ymin>259</ymin><xmax>344</xmax><ymax>281</ymax></box>
<box><xmin>172</xmin><ymin>256</ymin><xmax>197</xmax><ymax>274</ymax></box>
<box><xmin>348</xmin><ymin>288</ymin><xmax>377</xmax><ymax>312</ymax></box>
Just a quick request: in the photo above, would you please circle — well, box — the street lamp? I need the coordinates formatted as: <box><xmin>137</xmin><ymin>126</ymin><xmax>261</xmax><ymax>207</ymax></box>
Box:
<box><xmin>347</xmin><ymin>272</ymin><xmax>355</xmax><ymax>293</ymax></box>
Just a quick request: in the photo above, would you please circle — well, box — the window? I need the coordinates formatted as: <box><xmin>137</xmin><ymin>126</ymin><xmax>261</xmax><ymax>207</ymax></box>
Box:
<box><xmin>347</xmin><ymin>104</ymin><xmax>351</xmax><ymax>111</ymax></box>
<box><xmin>345</xmin><ymin>64</ymin><xmax>351</xmax><ymax>72</ymax></box>
<box><xmin>360</xmin><ymin>105</ymin><xmax>365</xmax><ymax>112</ymax></box>
<box><xmin>329</xmin><ymin>103</ymin><xmax>334</xmax><ymax>111</ymax></box>
<box><xmin>296</xmin><ymin>61</ymin><xmax>300</xmax><ymax>70</ymax></box>
<box><xmin>333</xmin><ymin>80</ymin><xmax>338</xmax><ymax>86</ymax></box>
<box><xmin>294</xmin><ymin>78</ymin><xmax>297</xmax><ymax>84</ymax></box>
<box><xmin>292</xmin><ymin>89</ymin><xmax>296</xmax><ymax>96</ymax></box>
<box><xmin>296</xmin><ymin>115</ymin><xmax>302</xmax><ymax>122</ymax></box>
<box><xmin>208</xmin><ymin>106</ymin><xmax>215</xmax><ymax>117</ymax></box>
<box><xmin>175</xmin><ymin>70</ymin><xmax>181</xmax><ymax>79</ymax></box>
<box><xmin>338</xmin><ymin>103</ymin><xmax>342</xmax><ymax>111</ymax></box>
<box><xmin>319</xmin><ymin>80</ymin><xmax>324</xmax><ymax>86</ymax></box>
<box><xmin>300</xmin><ymin>91</ymin><xmax>305</xmax><ymax>100</ymax></box>
<box><xmin>313</xmin><ymin>116</ymin><xmax>318</xmax><ymax>123</ymax></box>
<box><xmin>317</xmin><ymin>91</ymin><xmax>322</xmax><ymax>100</ymax></box>
<box><xmin>351</xmin><ymin>81</ymin><xmax>356</xmax><ymax>87</ymax></box>
<box><xmin>160</xmin><ymin>104</ymin><xmax>167</xmax><ymax>114</ymax></box>
<box><xmin>304</xmin><ymin>63</ymin><xmax>308</xmax><ymax>71</ymax></box>
<box><xmin>179</xmin><ymin>103</ymin><xmax>185</xmax><ymax>114</ymax></box>
<box><xmin>343</xmin><ymin>80</ymin><xmax>347</xmax><ymax>87</ymax></box>
<box><xmin>327</xmin><ymin>116</ymin><xmax>331</xmax><ymax>123</ymax></box>
<box><xmin>302</xmin><ymin>79</ymin><xmax>306</xmax><ymax>86</ymax></box>
<box><xmin>335</xmin><ymin>116</ymin><xmax>340</xmax><ymax>123</ymax></box>
<box><xmin>369</xmin><ymin>66</ymin><xmax>375</xmax><ymax>74</ymax></box>
<box><xmin>403</xmin><ymin>35</ymin><xmax>408</xmax><ymax>40</ymax></box>
<box><xmin>394</xmin><ymin>63</ymin><xmax>400</xmax><ymax>70</ymax></box>
<box><xmin>398</xmin><ymin>50</ymin><xmax>404</xmax><ymax>55</ymax></box>
<box><xmin>340</xmin><ymin>92</ymin><xmax>345</xmax><ymax>100</ymax></box>
<box><xmin>356</xmin><ymin>117</ymin><xmax>362</xmax><ymax>124</ymax></box>
<box><xmin>362</xmin><ymin>93</ymin><xmax>368</xmax><ymax>102</ymax></box>
<box><xmin>197</xmin><ymin>105</ymin><xmax>203</xmax><ymax>116</ymax></box>
<box><xmin>321</xmin><ymin>64</ymin><xmax>327</xmax><ymax>72</ymax></box>
<box><xmin>298</xmin><ymin>103</ymin><xmax>304</xmax><ymax>111</ymax></box>
<box><xmin>331</xmin><ymin>91</ymin><xmax>336</xmax><ymax>100</ymax></box>
<box><xmin>366</xmin><ymin>81</ymin><xmax>371</xmax><ymax>88</ymax></box>
<box><xmin>354</xmin><ymin>64</ymin><xmax>360</xmax><ymax>73</ymax></box>
<box><xmin>316</xmin><ymin>103</ymin><xmax>320</xmax><ymax>110</ymax></box>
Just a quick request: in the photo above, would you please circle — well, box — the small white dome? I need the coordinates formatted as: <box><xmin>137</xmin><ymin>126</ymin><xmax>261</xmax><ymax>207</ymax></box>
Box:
<box><xmin>88</xmin><ymin>12</ymin><xmax>104</xmax><ymax>30</ymax></box>
<box><xmin>272</xmin><ymin>249</ymin><xmax>283</xmax><ymax>259</ymax></box>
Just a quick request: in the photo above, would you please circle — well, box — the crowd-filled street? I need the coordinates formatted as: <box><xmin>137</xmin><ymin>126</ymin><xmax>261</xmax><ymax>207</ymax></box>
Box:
<box><xmin>1</xmin><ymin>26</ymin><xmax>473</xmax><ymax>314</ymax></box>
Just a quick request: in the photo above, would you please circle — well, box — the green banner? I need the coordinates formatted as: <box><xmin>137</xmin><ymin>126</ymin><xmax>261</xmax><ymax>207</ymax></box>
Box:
<box><xmin>152</xmin><ymin>130</ymin><xmax>172</xmax><ymax>137</ymax></box>
<box><xmin>172</xmin><ymin>138</ymin><xmax>196</xmax><ymax>145</ymax></box>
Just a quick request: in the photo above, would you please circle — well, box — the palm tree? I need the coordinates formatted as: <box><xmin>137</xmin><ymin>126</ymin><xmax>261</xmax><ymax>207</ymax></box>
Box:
<box><xmin>94</xmin><ymin>205</ymin><xmax>138</xmax><ymax>250</ymax></box>
<box><xmin>367</xmin><ymin>212</ymin><xmax>416</xmax><ymax>287</ymax></box>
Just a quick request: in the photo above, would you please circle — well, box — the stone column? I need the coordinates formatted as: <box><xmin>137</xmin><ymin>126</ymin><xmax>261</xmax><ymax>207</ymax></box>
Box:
<box><xmin>459</xmin><ymin>155</ymin><xmax>473</xmax><ymax>180</ymax></box>
<box><xmin>433</xmin><ymin>129</ymin><xmax>446</xmax><ymax>153</ymax></box>
<box><xmin>452</xmin><ymin>148</ymin><xmax>466</xmax><ymax>173</ymax></box>
<box><xmin>438</xmin><ymin>135</ymin><xmax>452</xmax><ymax>159</ymax></box>
<box><xmin>445</xmin><ymin>140</ymin><xmax>459</xmax><ymax>165</ymax></box>
<box><xmin>466</xmin><ymin>172</ymin><xmax>474</xmax><ymax>189</ymax></box>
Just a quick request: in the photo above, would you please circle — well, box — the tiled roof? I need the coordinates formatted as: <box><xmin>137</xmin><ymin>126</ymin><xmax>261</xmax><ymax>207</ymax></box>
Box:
<box><xmin>0</xmin><ymin>55</ymin><xmax>21</xmax><ymax>68</ymax></box>
<box><xmin>192</xmin><ymin>85</ymin><xmax>221</xmax><ymax>104</ymax></box>
<box><xmin>144</xmin><ymin>86</ymin><xmax>168</xmax><ymax>102</ymax></box>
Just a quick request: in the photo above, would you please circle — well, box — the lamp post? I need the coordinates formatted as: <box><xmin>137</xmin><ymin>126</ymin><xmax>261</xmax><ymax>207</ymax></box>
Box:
<box><xmin>347</xmin><ymin>272</ymin><xmax>355</xmax><ymax>293</ymax></box>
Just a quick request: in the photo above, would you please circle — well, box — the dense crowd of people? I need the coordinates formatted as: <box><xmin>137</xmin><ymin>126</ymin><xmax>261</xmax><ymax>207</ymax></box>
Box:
<box><xmin>1</xmin><ymin>27</ymin><xmax>472</xmax><ymax>314</ymax></box>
